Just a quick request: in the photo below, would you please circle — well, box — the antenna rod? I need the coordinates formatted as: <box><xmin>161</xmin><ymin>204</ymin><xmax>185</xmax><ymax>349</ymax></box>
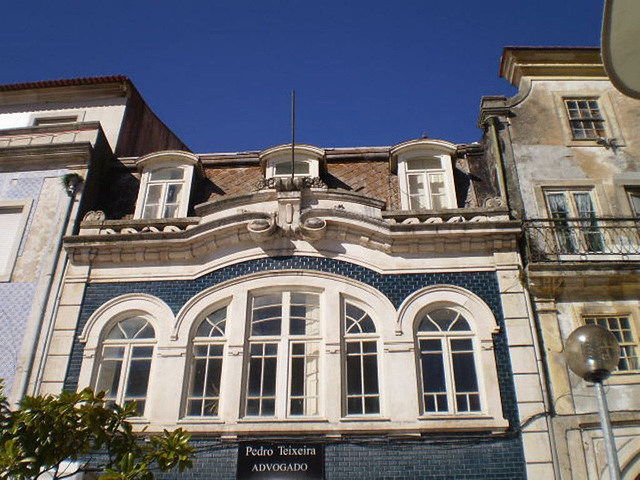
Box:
<box><xmin>291</xmin><ymin>90</ymin><xmax>296</xmax><ymax>182</ymax></box>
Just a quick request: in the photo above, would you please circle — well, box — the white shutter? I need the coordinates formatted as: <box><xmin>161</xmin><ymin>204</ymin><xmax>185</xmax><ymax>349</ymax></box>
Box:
<box><xmin>0</xmin><ymin>207</ymin><xmax>24</xmax><ymax>276</ymax></box>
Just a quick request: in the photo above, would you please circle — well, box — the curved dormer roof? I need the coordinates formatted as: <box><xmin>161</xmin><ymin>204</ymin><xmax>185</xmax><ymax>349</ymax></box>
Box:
<box><xmin>389</xmin><ymin>139</ymin><xmax>457</xmax><ymax>173</ymax></box>
<box><xmin>258</xmin><ymin>144</ymin><xmax>326</xmax><ymax>173</ymax></box>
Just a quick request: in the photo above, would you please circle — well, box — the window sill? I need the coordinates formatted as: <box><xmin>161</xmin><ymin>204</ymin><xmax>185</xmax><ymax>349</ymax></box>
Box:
<box><xmin>178</xmin><ymin>417</ymin><xmax>225</xmax><ymax>425</ymax></box>
<box><xmin>340</xmin><ymin>416</ymin><xmax>390</xmax><ymax>423</ymax></box>
<box><xmin>238</xmin><ymin>417</ymin><xmax>330</xmax><ymax>424</ymax></box>
<box><xmin>417</xmin><ymin>415</ymin><xmax>509</xmax><ymax>431</ymax></box>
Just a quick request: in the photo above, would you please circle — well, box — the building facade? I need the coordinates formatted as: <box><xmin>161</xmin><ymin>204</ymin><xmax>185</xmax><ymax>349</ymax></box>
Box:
<box><xmin>30</xmin><ymin>131</ymin><xmax>554</xmax><ymax>478</ymax></box>
<box><xmin>0</xmin><ymin>76</ymin><xmax>187</xmax><ymax>407</ymax></box>
<box><xmin>480</xmin><ymin>47</ymin><xmax>640</xmax><ymax>479</ymax></box>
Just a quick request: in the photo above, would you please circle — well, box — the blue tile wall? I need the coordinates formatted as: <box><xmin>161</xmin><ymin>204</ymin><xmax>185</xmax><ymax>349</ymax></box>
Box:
<box><xmin>64</xmin><ymin>256</ymin><xmax>526</xmax><ymax>479</ymax></box>
<box><xmin>153</xmin><ymin>436</ymin><xmax>525</xmax><ymax>480</ymax></box>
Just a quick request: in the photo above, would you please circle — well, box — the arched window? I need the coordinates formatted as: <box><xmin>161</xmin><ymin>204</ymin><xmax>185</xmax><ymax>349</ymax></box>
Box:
<box><xmin>185</xmin><ymin>306</ymin><xmax>227</xmax><ymax>417</ymax></box>
<box><xmin>244</xmin><ymin>291</ymin><xmax>321</xmax><ymax>418</ymax></box>
<box><xmin>416</xmin><ymin>308</ymin><xmax>480</xmax><ymax>414</ymax></box>
<box><xmin>94</xmin><ymin>317</ymin><xmax>156</xmax><ymax>415</ymax></box>
<box><xmin>344</xmin><ymin>301</ymin><xmax>380</xmax><ymax>415</ymax></box>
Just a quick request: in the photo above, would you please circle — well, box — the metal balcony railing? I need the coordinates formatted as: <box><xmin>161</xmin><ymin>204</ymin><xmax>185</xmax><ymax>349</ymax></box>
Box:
<box><xmin>524</xmin><ymin>218</ymin><xmax>640</xmax><ymax>262</ymax></box>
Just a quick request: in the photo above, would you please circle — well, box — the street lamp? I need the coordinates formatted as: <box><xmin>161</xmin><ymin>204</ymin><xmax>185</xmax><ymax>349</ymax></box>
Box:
<box><xmin>565</xmin><ymin>325</ymin><xmax>621</xmax><ymax>480</ymax></box>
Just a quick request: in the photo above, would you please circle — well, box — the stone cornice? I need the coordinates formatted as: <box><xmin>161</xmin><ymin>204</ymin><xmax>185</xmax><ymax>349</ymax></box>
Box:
<box><xmin>0</xmin><ymin>142</ymin><xmax>96</xmax><ymax>171</ymax></box>
<box><xmin>66</xmin><ymin>206</ymin><xmax>521</xmax><ymax>265</ymax></box>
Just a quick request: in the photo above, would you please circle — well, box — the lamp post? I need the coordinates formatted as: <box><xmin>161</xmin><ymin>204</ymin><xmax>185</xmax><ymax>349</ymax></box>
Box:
<box><xmin>565</xmin><ymin>324</ymin><xmax>621</xmax><ymax>480</ymax></box>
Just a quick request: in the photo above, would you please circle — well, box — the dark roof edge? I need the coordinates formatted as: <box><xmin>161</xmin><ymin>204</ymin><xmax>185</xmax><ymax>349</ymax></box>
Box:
<box><xmin>0</xmin><ymin>75</ymin><xmax>131</xmax><ymax>92</ymax></box>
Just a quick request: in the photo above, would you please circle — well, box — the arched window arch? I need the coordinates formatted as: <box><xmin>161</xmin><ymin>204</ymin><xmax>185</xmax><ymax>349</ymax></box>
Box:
<box><xmin>343</xmin><ymin>300</ymin><xmax>380</xmax><ymax>415</ymax></box>
<box><xmin>94</xmin><ymin>317</ymin><xmax>156</xmax><ymax>415</ymax></box>
<box><xmin>184</xmin><ymin>305</ymin><xmax>227</xmax><ymax>417</ymax></box>
<box><xmin>416</xmin><ymin>307</ymin><xmax>480</xmax><ymax>414</ymax></box>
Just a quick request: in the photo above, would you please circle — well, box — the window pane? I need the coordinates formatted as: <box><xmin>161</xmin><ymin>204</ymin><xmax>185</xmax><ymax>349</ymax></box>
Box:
<box><xmin>95</xmin><ymin>359</ymin><xmax>122</xmax><ymax>399</ymax></box>
<box><xmin>165</xmin><ymin>184</ymin><xmax>182</xmax><ymax>205</ymax></box>
<box><xmin>451</xmin><ymin>351</ymin><xmax>479</xmax><ymax>393</ymax></box>
<box><xmin>125</xmin><ymin>358</ymin><xmax>152</xmax><ymax>397</ymax></box>
<box><xmin>190</xmin><ymin>358</ymin><xmax>207</xmax><ymax>397</ymax></box>
<box><xmin>145</xmin><ymin>184</ymin><xmax>162</xmax><ymax>204</ymax></box>
<box><xmin>289</xmin><ymin>341</ymin><xmax>320</xmax><ymax>416</ymax></box>
<box><xmin>163</xmin><ymin>204</ymin><xmax>179</xmax><ymax>218</ymax></box>
<box><xmin>420</xmin><ymin>338</ymin><xmax>448</xmax><ymax>412</ymax></box>
<box><xmin>346</xmin><ymin>350</ymin><xmax>362</xmax><ymax>395</ymax></box>
<box><xmin>150</xmin><ymin>168</ymin><xmax>184</xmax><ymax>181</ymax></box>
<box><xmin>406</xmin><ymin>158</ymin><xmax>441</xmax><ymax>171</ymax></box>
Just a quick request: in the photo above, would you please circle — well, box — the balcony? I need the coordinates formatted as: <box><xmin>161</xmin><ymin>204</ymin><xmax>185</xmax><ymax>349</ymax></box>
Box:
<box><xmin>524</xmin><ymin>218</ymin><xmax>640</xmax><ymax>262</ymax></box>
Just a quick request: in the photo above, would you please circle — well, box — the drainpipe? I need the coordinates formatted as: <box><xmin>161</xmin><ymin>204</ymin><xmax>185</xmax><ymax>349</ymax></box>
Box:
<box><xmin>17</xmin><ymin>173</ymin><xmax>82</xmax><ymax>401</ymax></box>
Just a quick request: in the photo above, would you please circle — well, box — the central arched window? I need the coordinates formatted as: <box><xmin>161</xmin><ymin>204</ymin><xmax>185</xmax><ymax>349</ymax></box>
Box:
<box><xmin>94</xmin><ymin>317</ymin><xmax>155</xmax><ymax>415</ymax></box>
<box><xmin>344</xmin><ymin>301</ymin><xmax>380</xmax><ymax>415</ymax></box>
<box><xmin>416</xmin><ymin>308</ymin><xmax>481</xmax><ymax>414</ymax></box>
<box><xmin>185</xmin><ymin>306</ymin><xmax>227</xmax><ymax>417</ymax></box>
<box><xmin>244</xmin><ymin>291</ymin><xmax>321</xmax><ymax>418</ymax></box>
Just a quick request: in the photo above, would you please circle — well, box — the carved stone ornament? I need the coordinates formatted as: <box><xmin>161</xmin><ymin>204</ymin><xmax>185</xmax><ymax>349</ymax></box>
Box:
<box><xmin>82</xmin><ymin>210</ymin><xmax>106</xmax><ymax>222</ymax></box>
<box><xmin>484</xmin><ymin>197</ymin><xmax>506</xmax><ymax>208</ymax></box>
<box><xmin>247</xmin><ymin>216</ymin><xmax>277</xmax><ymax>243</ymax></box>
<box><xmin>256</xmin><ymin>176</ymin><xmax>327</xmax><ymax>192</ymax></box>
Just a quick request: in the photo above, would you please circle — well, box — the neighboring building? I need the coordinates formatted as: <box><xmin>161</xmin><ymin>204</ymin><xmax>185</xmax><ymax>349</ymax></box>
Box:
<box><xmin>34</xmin><ymin>130</ymin><xmax>553</xmax><ymax>476</ymax></box>
<box><xmin>480</xmin><ymin>47</ymin><xmax>640</xmax><ymax>479</ymax></box>
<box><xmin>0</xmin><ymin>76</ymin><xmax>187</xmax><ymax>405</ymax></box>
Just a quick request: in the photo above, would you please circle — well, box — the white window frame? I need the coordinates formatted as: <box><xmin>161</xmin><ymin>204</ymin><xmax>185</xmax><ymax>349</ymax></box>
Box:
<box><xmin>243</xmin><ymin>290</ymin><xmax>322</xmax><ymax>419</ymax></box>
<box><xmin>184</xmin><ymin>305</ymin><xmax>228</xmax><ymax>418</ymax></box>
<box><xmin>0</xmin><ymin>200</ymin><xmax>32</xmax><ymax>282</ymax></box>
<box><xmin>93</xmin><ymin>317</ymin><xmax>156</xmax><ymax>417</ymax></box>
<box><xmin>415</xmin><ymin>307</ymin><xmax>482</xmax><ymax>415</ymax></box>
<box><xmin>134</xmin><ymin>152</ymin><xmax>200</xmax><ymax>220</ymax></box>
<box><xmin>259</xmin><ymin>145</ymin><xmax>324</xmax><ymax>181</ymax></box>
<box><xmin>391</xmin><ymin>140</ymin><xmax>458</xmax><ymax>211</ymax></box>
<box><xmin>342</xmin><ymin>298</ymin><xmax>381</xmax><ymax>417</ymax></box>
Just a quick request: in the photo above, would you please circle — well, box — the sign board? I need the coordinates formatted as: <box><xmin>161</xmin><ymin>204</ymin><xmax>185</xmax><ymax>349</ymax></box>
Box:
<box><xmin>237</xmin><ymin>442</ymin><xmax>324</xmax><ymax>479</ymax></box>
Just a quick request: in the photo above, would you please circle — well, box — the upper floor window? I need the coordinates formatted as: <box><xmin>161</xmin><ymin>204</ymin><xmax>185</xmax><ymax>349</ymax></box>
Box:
<box><xmin>390</xmin><ymin>139</ymin><xmax>457</xmax><ymax>211</ymax></box>
<box><xmin>244</xmin><ymin>291</ymin><xmax>321</xmax><ymax>418</ymax></box>
<box><xmin>585</xmin><ymin>315</ymin><xmax>639</xmax><ymax>372</ymax></box>
<box><xmin>344</xmin><ymin>301</ymin><xmax>380</xmax><ymax>416</ymax></box>
<box><xmin>134</xmin><ymin>151</ymin><xmax>202</xmax><ymax>220</ymax></box>
<box><xmin>545</xmin><ymin>189</ymin><xmax>603</xmax><ymax>253</ymax></box>
<box><xmin>185</xmin><ymin>306</ymin><xmax>227</xmax><ymax>417</ymax></box>
<box><xmin>259</xmin><ymin>145</ymin><xmax>325</xmax><ymax>182</ymax></box>
<box><xmin>627</xmin><ymin>188</ymin><xmax>640</xmax><ymax>217</ymax></box>
<box><xmin>94</xmin><ymin>317</ymin><xmax>156</xmax><ymax>415</ymax></box>
<box><xmin>565</xmin><ymin>98</ymin><xmax>606</xmax><ymax>140</ymax></box>
<box><xmin>405</xmin><ymin>157</ymin><xmax>449</xmax><ymax>210</ymax></box>
<box><xmin>271</xmin><ymin>159</ymin><xmax>312</xmax><ymax>178</ymax></box>
<box><xmin>416</xmin><ymin>308</ymin><xmax>480</xmax><ymax>414</ymax></box>
<box><xmin>141</xmin><ymin>167</ymin><xmax>186</xmax><ymax>219</ymax></box>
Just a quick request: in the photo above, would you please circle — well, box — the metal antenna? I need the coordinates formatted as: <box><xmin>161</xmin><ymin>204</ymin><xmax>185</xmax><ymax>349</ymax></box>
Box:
<box><xmin>291</xmin><ymin>90</ymin><xmax>296</xmax><ymax>182</ymax></box>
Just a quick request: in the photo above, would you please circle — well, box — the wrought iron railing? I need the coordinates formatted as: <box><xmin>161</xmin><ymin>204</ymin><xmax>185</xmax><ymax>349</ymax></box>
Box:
<box><xmin>524</xmin><ymin>218</ymin><xmax>640</xmax><ymax>262</ymax></box>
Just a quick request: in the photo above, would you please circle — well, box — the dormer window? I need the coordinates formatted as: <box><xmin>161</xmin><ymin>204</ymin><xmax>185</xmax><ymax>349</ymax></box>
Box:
<box><xmin>259</xmin><ymin>145</ymin><xmax>325</xmax><ymax>183</ymax></box>
<box><xmin>390</xmin><ymin>139</ymin><xmax>458</xmax><ymax>211</ymax></box>
<box><xmin>134</xmin><ymin>151</ymin><xmax>202</xmax><ymax>220</ymax></box>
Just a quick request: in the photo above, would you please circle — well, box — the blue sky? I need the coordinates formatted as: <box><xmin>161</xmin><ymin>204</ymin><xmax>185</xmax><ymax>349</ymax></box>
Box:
<box><xmin>2</xmin><ymin>1</ymin><xmax>603</xmax><ymax>152</ymax></box>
